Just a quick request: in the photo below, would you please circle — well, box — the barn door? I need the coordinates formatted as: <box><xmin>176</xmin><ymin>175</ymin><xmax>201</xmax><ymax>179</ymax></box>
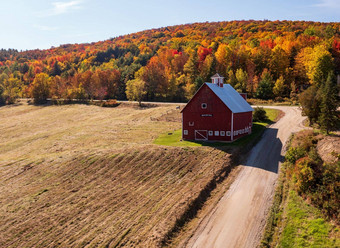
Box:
<box><xmin>195</xmin><ymin>130</ymin><xmax>208</xmax><ymax>141</ymax></box>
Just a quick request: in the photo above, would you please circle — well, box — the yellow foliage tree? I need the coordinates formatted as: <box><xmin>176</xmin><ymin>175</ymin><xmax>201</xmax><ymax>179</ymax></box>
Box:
<box><xmin>125</xmin><ymin>79</ymin><xmax>146</xmax><ymax>106</ymax></box>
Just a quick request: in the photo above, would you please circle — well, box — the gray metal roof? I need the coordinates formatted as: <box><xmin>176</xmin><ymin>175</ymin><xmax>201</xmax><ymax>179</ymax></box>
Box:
<box><xmin>206</xmin><ymin>83</ymin><xmax>253</xmax><ymax>113</ymax></box>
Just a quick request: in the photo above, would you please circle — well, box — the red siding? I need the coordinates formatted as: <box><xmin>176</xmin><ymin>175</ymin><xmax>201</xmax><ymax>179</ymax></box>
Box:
<box><xmin>182</xmin><ymin>84</ymin><xmax>233</xmax><ymax>142</ymax></box>
<box><xmin>233</xmin><ymin>112</ymin><xmax>253</xmax><ymax>140</ymax></box>
<box><xmin>182</xmin><ymin>84</ymin><xmax>253</xmax><ymax>142</ymax></box>
<box><xmin>239</xmin><ymin>93</ymin><xmax>247</xmax><ymax>100</ymax></box>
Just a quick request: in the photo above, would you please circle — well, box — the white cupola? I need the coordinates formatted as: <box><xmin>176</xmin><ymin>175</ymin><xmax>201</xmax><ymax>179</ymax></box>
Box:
<box><xmin>211</xmin><ymin>73</ymin><xmax>224</xmax><ymax>87</ymax></box>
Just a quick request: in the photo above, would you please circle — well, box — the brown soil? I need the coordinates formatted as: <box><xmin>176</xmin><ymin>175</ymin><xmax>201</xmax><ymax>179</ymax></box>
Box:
<box><xmin>0</xmin><ymin>103</ymin><xmax>232</xmax><ymax>248</ymax></box>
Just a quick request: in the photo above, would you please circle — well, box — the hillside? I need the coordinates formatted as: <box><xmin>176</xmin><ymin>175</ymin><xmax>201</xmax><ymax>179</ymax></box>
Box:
<box><xmin>0</xmin><ymin>20</ymin><xmax>339</xmax><ymax>104</ymax></box>
<box><xmin>0</xmin><ymin>102</ymin><xmax>235</xmax><ymax>247</ymax></box>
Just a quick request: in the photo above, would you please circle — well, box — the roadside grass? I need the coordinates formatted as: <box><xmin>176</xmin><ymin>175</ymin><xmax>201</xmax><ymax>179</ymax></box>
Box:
<box><xmin>261</xmin><ymin>141</ymin><xmax>339</xmax><ymax>248</ymax></box>
<box><xmin>279</xmin><ymin>190</ymin><xmax>339</xmax><ymax>248</ymax></box>
<box><xmin>154</xmin><ymin>108</ymin><xmax>280</xmax><ymax>147</ymax></box>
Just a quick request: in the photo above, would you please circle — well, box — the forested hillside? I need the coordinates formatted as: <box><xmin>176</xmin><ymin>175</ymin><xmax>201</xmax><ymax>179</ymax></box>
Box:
<box><xmin>0</xmin><ymin>20</ymin><xmax>339</xmax><ymax>104</ymax></box>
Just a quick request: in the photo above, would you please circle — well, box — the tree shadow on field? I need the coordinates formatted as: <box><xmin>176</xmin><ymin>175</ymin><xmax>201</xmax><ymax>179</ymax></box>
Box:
<box><xmin>243</xmin><ymin>127</ymin><xmax>283</xmax><ymax>174</ymax></box>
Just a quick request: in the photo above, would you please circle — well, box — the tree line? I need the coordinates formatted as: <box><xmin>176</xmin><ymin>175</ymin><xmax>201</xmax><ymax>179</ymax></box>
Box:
<box><xmin>0</xmin><ymin>21</ymin><xmax>339</xmax><ymax>127</ymax></box>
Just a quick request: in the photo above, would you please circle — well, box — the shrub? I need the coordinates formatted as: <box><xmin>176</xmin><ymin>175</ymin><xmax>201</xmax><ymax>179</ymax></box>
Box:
<box><xmin>294</xmin><ymin>157</ymin><xmax>316</xmax><ymax>194</ymax></box>
<box><xmin>285</xmin><ymin>147</ymin><xmax>306</xmax><ymax>164</ymax></box>
<box><xmin>253</xmin><ymin>107</ymin><xmax>267</xmax><ymax>122</ymax></box>
<box><xmin>100</xmin><ymin>99</ymin><xmax>120</xmax><ymax>107</ymax></box>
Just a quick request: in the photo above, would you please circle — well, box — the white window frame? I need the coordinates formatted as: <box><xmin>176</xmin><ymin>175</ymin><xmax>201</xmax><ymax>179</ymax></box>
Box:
<box><xmin>214</xmin><ymin>131</ymin><xmax>219</xmax><ymax>136</ymax></box>
<box><xmin>189</xmin><ymin>121</ymin><xmax>194</xmax><ymax>126</ymax></box>
<box><xmin>183</xmin><ymin>130</ymin><xmax>188</xmax><ymax>135</ymax></box>
<box><xmin>208</xmin><ymin>130</ymin><xmax>213</xmax><ymax>136</ymax></box>
<box><xmin>201</xmin><ymin>103</ymin><xmax>207</xmax><ymax>109</ymax></box>
<box><xmin>226</xmin><ymin>131</ymin><xmax>231</xmax><ymax>136</ymax></box>
<box><xmin>220</xmin><ymin>131</ymin><xmax>225</xmax><ymax>136</ymax></box>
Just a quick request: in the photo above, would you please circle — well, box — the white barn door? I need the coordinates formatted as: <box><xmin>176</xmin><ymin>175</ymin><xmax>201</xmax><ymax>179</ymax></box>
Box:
<box><xmin>195</xmin><ymin>130</ymin><xmax>208</xmax><ymax>141</ymax></box>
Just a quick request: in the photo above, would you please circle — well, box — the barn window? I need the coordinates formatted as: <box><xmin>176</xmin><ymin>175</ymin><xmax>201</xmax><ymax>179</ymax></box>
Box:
<box><xmin>208</xmin><ymin>131</ymin><xmax>213</xmax><ymax>136</ymax></box>
<box><xmin>214</xmin><ymin>131</ymin><xmax>219</xmax><ymax>136</ymax></box>
<box><xmin>240</xmin><ymin>129</ymin><xmax>244</xmax><ymax>134</ymax></box>
<box><xmin>189</xmin><ymin>122</ymin><xmax>194</xmax><ymax>126</ymax></box>
<box><xmin>226</xmin><ymin>131</ymin><xmax>231</xmax><ymax>136</ymax></box>
<box><xmin>183</xmin><ymin>130</ymin><xmax>188</xmax><ymax>135</ymax></box>
<box><xmin>220</xmin><ymin>131</ymin><xmax>225</xmax><ymax>136</ymax></box>
<box><xmin>201</xmin><ymin>103</ymin><xmax>207</xmax><ymax>109</ymax></box>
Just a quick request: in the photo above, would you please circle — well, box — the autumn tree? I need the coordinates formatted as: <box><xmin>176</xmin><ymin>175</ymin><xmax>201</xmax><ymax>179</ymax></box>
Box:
<box><xmin>269</xmin><ymin>46</ymin><xmax>289</xmax><ymax>80</ymax></box>
<box><xmin>30</xmin><ymin>73</ymin><xmax>51</xmax><ymax>104</ymax></box>
<box><xmin>273</xmin><ymin>75</ymin><xmax>286</xmax><ymax>98</ymax></box>
<box><xmin>235</xmin><ymin>68</ymin><xmax>248</xmax><ymax>92</ymax></box>
<box><xmin>0</xmin><ymin>75</ymin><xmax>23</xmax><ymax>104</ymax></box>
<box><xmin>125</xmin><ymin>79</ymin><xmax>146</xmax><ymax>106</ymax></box>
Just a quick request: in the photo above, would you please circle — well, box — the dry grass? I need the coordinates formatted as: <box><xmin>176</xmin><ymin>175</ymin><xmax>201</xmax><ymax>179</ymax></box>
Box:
<box><xmin>0</xmin><ymin>102</ymin><xmax>233</xmax><ymax>247</ymax></box>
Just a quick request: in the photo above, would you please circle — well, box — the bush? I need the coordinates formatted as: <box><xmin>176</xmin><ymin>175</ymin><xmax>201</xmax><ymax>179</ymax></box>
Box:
<box><xmin>285</xmin><ymin>147</ymin><xmax>306</xmax><ymax>164</ymax></box>
<box><xmin>285</xmin><ymin>130</ymin><xmax>339</xmax><ymax>221</ymax></box>
<box><xmin>100</xmin><ymin>99</ymin><xmax>120</xmax><ymax>107</ymax></box>
<box><xmin>253</xmin><ymin>107</ymin><xmax>267</xmax><ymax>122</ymax></box>
<box><xmin>294</xmin><ymin>157</ymin><xmax>316</xmax><ymax>194</ymax></box>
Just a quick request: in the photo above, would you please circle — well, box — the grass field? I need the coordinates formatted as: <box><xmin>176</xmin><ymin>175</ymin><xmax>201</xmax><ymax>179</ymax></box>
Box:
<box><xmin>154</xmin><ymin>108</ymin><xmax>280</xmax><ymax>147</ymax></box>
<box><xmin>0</xmin><ymin>102</ymin><xmax>234</xmax><ymax>247</ymax></box>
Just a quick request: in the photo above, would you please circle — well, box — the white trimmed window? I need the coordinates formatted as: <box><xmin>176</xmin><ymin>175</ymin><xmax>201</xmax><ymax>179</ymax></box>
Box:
<box><xmin>220</xmin><ymin>131</ymin><xmax>225</xmax><ymax>136</ymax></box>
<box><xmin>208</xmin><ymin>131</ymin><xmax>213</xmax><ymax>136</ymax></box>
<box><xmin>214</xmin><ymin>131</ymin><xmax>219</xmax><ymax>136</ymax></box>
<box><xmin>226</xmin><ymin>131</ymin><xmax>231</xmax><ymax>136</ymax></box>
<box><xmin>183</xmin><ymin>130</ymin><xmax>188</xmax><ymax>135</ymax></box>
<box><xmin>201</xmin><ymin>103</ymin><xmax>207</xmax><ymax>109</ymax></box>
<box><xmin>189</xmin><ymin>121</ymin><xmax>194</xmax><ymax>126</ymax></box>
<box><xmin>234</xmin><ymin>131</ymin><xmax>237</xmax><ymax>136</ymax></box>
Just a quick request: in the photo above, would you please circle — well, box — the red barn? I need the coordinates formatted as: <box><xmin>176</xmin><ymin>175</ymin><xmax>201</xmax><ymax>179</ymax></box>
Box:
<box><xmin>181</xmin><ymin>74</ymin><xmax>253</xmax><ymax>142</ymax></box>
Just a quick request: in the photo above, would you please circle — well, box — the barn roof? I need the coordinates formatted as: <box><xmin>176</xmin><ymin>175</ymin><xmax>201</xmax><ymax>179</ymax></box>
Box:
<box><xmin>206</xmin><ymin>83</ymin><xmax>253</xmax><ymax>113</ymax></box>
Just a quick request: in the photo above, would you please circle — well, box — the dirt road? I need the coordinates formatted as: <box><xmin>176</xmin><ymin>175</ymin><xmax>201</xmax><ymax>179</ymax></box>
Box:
<box><xmin>186</xmin><ymin>106</ymin><xmax>306</xmax><ymax>248</ymax></box>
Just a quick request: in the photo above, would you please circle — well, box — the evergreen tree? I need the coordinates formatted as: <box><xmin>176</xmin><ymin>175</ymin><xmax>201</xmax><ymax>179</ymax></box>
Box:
<box><xmin>51</xmin><ymin>61</ymin><xmax>62</xmax><ymax>76</ymax></box>
<box><xmin>318</xmin><ymin>73</ymin><xmax>339</xmax><ymax>133</ymax></box>
<box><xmin>255</xmin><ymin>69</ymin><xmax>273</xmax><ymax>99</ymax></box>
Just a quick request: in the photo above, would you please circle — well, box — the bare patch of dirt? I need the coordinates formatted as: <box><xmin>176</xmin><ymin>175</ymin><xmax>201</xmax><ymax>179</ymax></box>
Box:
<box><xmin>317</xmin><ymin>135</ymin><xmax>340</xmax><ymax>164</ymax></box>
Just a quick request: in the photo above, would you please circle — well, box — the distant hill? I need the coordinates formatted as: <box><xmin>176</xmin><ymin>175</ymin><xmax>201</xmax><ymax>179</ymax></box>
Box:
<box><xmin>0</xmin><ymin>20</ymin><xmax>339</xmax><ymax>103</ymax></box>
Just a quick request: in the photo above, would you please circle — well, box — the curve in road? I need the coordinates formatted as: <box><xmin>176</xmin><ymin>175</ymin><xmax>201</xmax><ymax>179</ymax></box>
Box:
<box><xmin>186</xmin><ymin>106</ymin><xmax>306</xmax><ymax>248</ymax></box>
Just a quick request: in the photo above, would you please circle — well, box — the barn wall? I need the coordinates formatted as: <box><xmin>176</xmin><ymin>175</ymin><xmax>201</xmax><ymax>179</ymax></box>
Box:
<box><xmin>182</xmin><ymin>84</ymin><xmax>233</xmax><ymax>142</ymax></box>
<box><xmin>233</xmin><ymin>112</ymin><xmax>253</xmax><ymax>140</ymax></box>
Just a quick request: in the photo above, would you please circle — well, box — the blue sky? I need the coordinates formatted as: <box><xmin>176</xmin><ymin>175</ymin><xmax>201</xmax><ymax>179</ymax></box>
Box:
<box><xmin>0</xmin><ymin>0</ymin><xmax>339</xmax><ymax>51</ymax></box>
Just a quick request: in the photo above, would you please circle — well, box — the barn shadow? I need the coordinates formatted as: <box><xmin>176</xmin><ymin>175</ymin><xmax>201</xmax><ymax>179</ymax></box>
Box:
<box><xmin>241</xmin><ymin>127</ymin><xmax>283</xmax><ymax>174</ymax></box>
<box><xmin>205</xmin><ymin>127</ymin><xmax>283</xmax><ymax>174</ymax></box>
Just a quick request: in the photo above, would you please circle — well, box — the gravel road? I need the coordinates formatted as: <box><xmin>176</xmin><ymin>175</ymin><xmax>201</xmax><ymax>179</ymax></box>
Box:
<box><xmin>186</xmin><ymin>106</ymin><xmax>306</xmax><ymax>248</ymax></box>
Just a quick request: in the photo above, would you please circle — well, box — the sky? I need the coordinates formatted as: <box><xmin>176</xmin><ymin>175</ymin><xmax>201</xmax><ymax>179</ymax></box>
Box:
<box><xmin>0</xmin><ymin>0</ymin><xmax>339</xmax><ymax>51</ymax></box>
